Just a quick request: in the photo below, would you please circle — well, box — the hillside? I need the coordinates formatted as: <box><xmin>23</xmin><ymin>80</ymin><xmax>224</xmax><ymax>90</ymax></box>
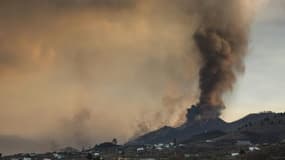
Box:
<box><xmin>128</xmin><ymin>110</ymin><xmax>285</xmax><ymax>145</ymax></box>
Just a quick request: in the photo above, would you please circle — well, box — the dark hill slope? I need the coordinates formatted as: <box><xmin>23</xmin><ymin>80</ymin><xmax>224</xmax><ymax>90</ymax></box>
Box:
<box><xmin>128</xmin><ymin>111</ymin><xmax>285</xmax><ymax>145</ymax></box>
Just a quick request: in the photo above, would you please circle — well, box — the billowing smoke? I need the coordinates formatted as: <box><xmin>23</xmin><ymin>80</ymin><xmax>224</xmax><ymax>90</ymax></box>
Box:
<box><xmin>190</xmin><ymin>0</ymin><xmax>258</xmax><ymax>119</ymax></box>
<box><xmin>0</xmin><ymin>0</ymin><xmax>199</xmax><ymax>152</ymax></box>
<box><xmin>0</xmin><ymin>0</ymin><xmax>268</xmax><ymax>154</ymax></box>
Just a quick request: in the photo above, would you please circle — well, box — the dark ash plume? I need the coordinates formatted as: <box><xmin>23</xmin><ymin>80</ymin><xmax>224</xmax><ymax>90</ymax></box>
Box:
<box><xmin>192</xmin><ymin>0</ymin><xmax>251</xmax><ymax>119</ymax></box>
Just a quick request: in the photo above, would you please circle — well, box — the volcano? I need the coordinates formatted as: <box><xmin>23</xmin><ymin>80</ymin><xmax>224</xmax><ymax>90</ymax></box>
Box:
<box><xmin>127</xmin><ymin>108</ymin><xmax>285</xmax><ymax>145</ymax></box>
<box><xmin>127</xmin><ymin>105</ymin><xmax>227</xmax><ymax>145</ymax></box>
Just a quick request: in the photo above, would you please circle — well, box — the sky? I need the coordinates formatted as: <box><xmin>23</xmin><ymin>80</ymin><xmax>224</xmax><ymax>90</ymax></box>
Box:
<box><xmin>0</xmin><ymin>0</ymin><xmax>284</xmax><ymax>155</ymax></box>
<box><xmin>222</xmin><ymin>0</ymin><xmax>285</xmax><ymax>121</ymax></box>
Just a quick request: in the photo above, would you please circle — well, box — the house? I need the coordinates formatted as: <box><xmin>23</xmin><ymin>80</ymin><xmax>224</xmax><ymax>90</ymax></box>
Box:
<box><xmin>136</xmin><ymin>147</ymin><xmax>145</xmax><ymax>153</ymax></box>
<box><xmin>53</xmin><ymin>153</ymin><xmax>64</xmax><ymax>159</ymax></box>
<box><xmin>249</xmin><ymin>146</ymin><xmax>260</xmax><ymax>151</ymax></box>
<box><xmin>231</xmin><ymin>153</ymin><xmax>239</xmax><ymax>157</ymax></box>
<box><xmin>206</xmin><ymin>139</ymin><xmax>213</xmax><ymax>143</ymax></box>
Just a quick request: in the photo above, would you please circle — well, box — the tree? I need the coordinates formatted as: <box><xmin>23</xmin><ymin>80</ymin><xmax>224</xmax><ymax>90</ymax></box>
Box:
<box><xmin>248</xmin><ymin>122</ymin><xmax>253</xmax><ymax>127</ymax></box>
<box><xmin>239</xmin><ymin>149</ymin><xmax>246</xmax><ymax>155</ymax></box>
<box><xmin>86</xmin><ymin>153</ymin><xmax>93</xmax><ymax>160</ymax></box>
<box><xmin>264</xmin><ymin>117</ymin><xmax>270</xmax><ymax>122</ymax></box>
<box><xmin>173</xmin><ymin>138</ymin><xmax>177</xmax><ymax>146</ymax></box>
<box><xmin>112</xmin><ymin>138</ymin><xmax>118</xmax><ymax>145</ymax></box>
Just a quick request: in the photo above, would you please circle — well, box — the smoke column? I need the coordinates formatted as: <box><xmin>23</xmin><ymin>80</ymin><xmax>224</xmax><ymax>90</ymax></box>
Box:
<box><xmin>191</xmin><ymin>0</ymin><xmax>255</xmax><ymax>119</ymax></box>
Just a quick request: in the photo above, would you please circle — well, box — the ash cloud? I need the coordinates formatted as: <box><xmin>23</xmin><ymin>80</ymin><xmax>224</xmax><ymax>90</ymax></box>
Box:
<box><xmin>0</xmin><ymin>0</ymin><xmax>198</xmax><ymax>151</ymax></box>
<box><xmin>0</xmin><ymin>0</ymin><xmax>266</xmax><ymax>153</ymax></box>
<box><xmin>190</xmin><ymin>0</ymin><xmax>259</xmax><ymax>119</ymax></box>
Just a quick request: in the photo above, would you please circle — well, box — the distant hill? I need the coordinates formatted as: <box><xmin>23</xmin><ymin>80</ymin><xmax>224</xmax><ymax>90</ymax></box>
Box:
<box><xmin>0</xmin><ymin>135</ymin><xmax>49</xmax><ymax>155</ymax></box>
<box><xmin>127</xmin><ymin>110</ymin><xmax>285</xmax><ymax>145</ymax></box>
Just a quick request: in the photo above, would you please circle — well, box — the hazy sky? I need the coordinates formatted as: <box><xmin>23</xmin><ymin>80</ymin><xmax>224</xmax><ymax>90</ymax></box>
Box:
<box><xmin>0</xmin><ymin>0</ymin><xmax>284</xmax><ymax>154</ymax></box>
<box><xmin>222</xmin><ymin>0</ymin><xmax>285</xmax><ymax>120</ymax></box>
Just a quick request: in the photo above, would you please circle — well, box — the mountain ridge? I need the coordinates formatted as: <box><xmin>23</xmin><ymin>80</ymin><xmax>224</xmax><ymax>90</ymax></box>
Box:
<box><xmin>127</xmin><ymin>110</ymin><xmax>285</xmax><ymax>145</ymax></box>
